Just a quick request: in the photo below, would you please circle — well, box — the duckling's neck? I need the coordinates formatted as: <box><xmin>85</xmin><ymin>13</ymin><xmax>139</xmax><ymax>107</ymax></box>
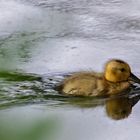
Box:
<box><xmin>104</xmin><ymin>77</ymin><xmax>129</xmax><ymax>83</ymax></box>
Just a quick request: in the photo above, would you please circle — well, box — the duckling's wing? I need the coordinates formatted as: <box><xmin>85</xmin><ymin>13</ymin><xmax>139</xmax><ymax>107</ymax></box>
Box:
<box><xmin>63</xmin><ymin>72</ymin><xmax>102</xmax><ymax>95</ymax></box>
<box><xmin>55</xmin><ymin>72</ymin><xmax>104</xmax><ymax>96</ymax></box>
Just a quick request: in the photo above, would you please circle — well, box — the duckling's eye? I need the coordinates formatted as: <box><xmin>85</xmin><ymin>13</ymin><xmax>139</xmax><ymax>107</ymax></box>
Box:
<box><xmin>120</xmin><ymin>68</ymin><xmax>126</xmax><ymax>72</ymax></box>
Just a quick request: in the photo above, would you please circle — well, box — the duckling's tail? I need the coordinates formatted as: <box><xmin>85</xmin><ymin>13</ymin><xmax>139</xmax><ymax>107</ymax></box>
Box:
<box><xmin>54</xmin><ymin>84</ymin><xmax>64</xmax><ymax>93</ymax></box>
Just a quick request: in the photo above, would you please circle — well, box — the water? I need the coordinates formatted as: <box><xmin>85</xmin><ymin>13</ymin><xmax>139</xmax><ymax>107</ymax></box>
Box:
<box><xmin>1</xmin><ymin>0</ymin><xmax>140</xmax><ymax>140</ymax></box>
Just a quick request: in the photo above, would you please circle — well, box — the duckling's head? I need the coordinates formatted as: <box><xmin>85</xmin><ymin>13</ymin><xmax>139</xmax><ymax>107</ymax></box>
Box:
<box><xmin>104</xmin><ymin>59</ymin><xmax>140</xmax><ymax>83</ymax></box>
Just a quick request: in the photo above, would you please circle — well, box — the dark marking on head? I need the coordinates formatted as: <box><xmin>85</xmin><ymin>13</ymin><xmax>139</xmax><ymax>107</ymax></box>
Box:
<box><xmin>114</xmin><ymin>59</ymin><xmax>125</xmax><ymax>64</ymax></box>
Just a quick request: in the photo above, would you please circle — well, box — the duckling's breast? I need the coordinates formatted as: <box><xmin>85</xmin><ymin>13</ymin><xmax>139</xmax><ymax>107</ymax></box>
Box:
<box><xmin>107</xmin><ymin>82</ymin><xmax>131</xmax><ymax>95</ymax></box>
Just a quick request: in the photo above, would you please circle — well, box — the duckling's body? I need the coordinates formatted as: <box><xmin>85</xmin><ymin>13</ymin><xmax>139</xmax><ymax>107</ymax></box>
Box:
<box><xmin>60</xmin><ymin>72</ymin><xmax>130</xmax><ymax>96</ymax></box>
<box><xmin>56</xmin><ymin>59</ymin><xmax>140</xmax><ymax>96</ymax></box>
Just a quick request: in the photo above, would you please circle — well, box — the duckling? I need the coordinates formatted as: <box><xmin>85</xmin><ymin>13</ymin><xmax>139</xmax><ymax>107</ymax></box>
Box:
<box><xmin>56</xmin><ymin>59</ymin><xmax>140</xmax><ymax>96</ymax></box>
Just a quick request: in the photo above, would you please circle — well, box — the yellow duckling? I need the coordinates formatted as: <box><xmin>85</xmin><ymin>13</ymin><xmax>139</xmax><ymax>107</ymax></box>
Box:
<box><xmin>56</xmin><ymin>59</ymin><xmax>140</xmax><ymax>96</ymax></box>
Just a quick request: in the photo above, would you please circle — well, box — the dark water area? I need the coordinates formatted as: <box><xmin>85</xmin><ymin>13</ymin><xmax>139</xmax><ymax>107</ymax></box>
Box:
<box><xmin>1</xmin><ymin>0</ymin><xmax>140</xmax><ymax>140</ymax></box>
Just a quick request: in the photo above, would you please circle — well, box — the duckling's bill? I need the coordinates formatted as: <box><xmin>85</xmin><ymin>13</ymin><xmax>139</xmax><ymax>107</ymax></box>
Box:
<box><xmin>129</xmin><ymin>73</ymin><xmax>140</xmax><ymax>84</ymax></box>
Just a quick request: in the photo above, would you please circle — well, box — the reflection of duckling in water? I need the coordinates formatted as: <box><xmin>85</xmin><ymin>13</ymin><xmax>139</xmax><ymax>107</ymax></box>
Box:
<box><xmin>56</xmin><ymin>59</ymin><xmax>140</xmax><ymax>96</ymax></box>
<box><xmin>106</xmin><ymin>95</ymin><xmax>140</xmax><ymax>120</ymax></box>
<box><xmin>106</xmin><ymin>97</ymin><xmax>132</xmax><ymax>120</ymax></box>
